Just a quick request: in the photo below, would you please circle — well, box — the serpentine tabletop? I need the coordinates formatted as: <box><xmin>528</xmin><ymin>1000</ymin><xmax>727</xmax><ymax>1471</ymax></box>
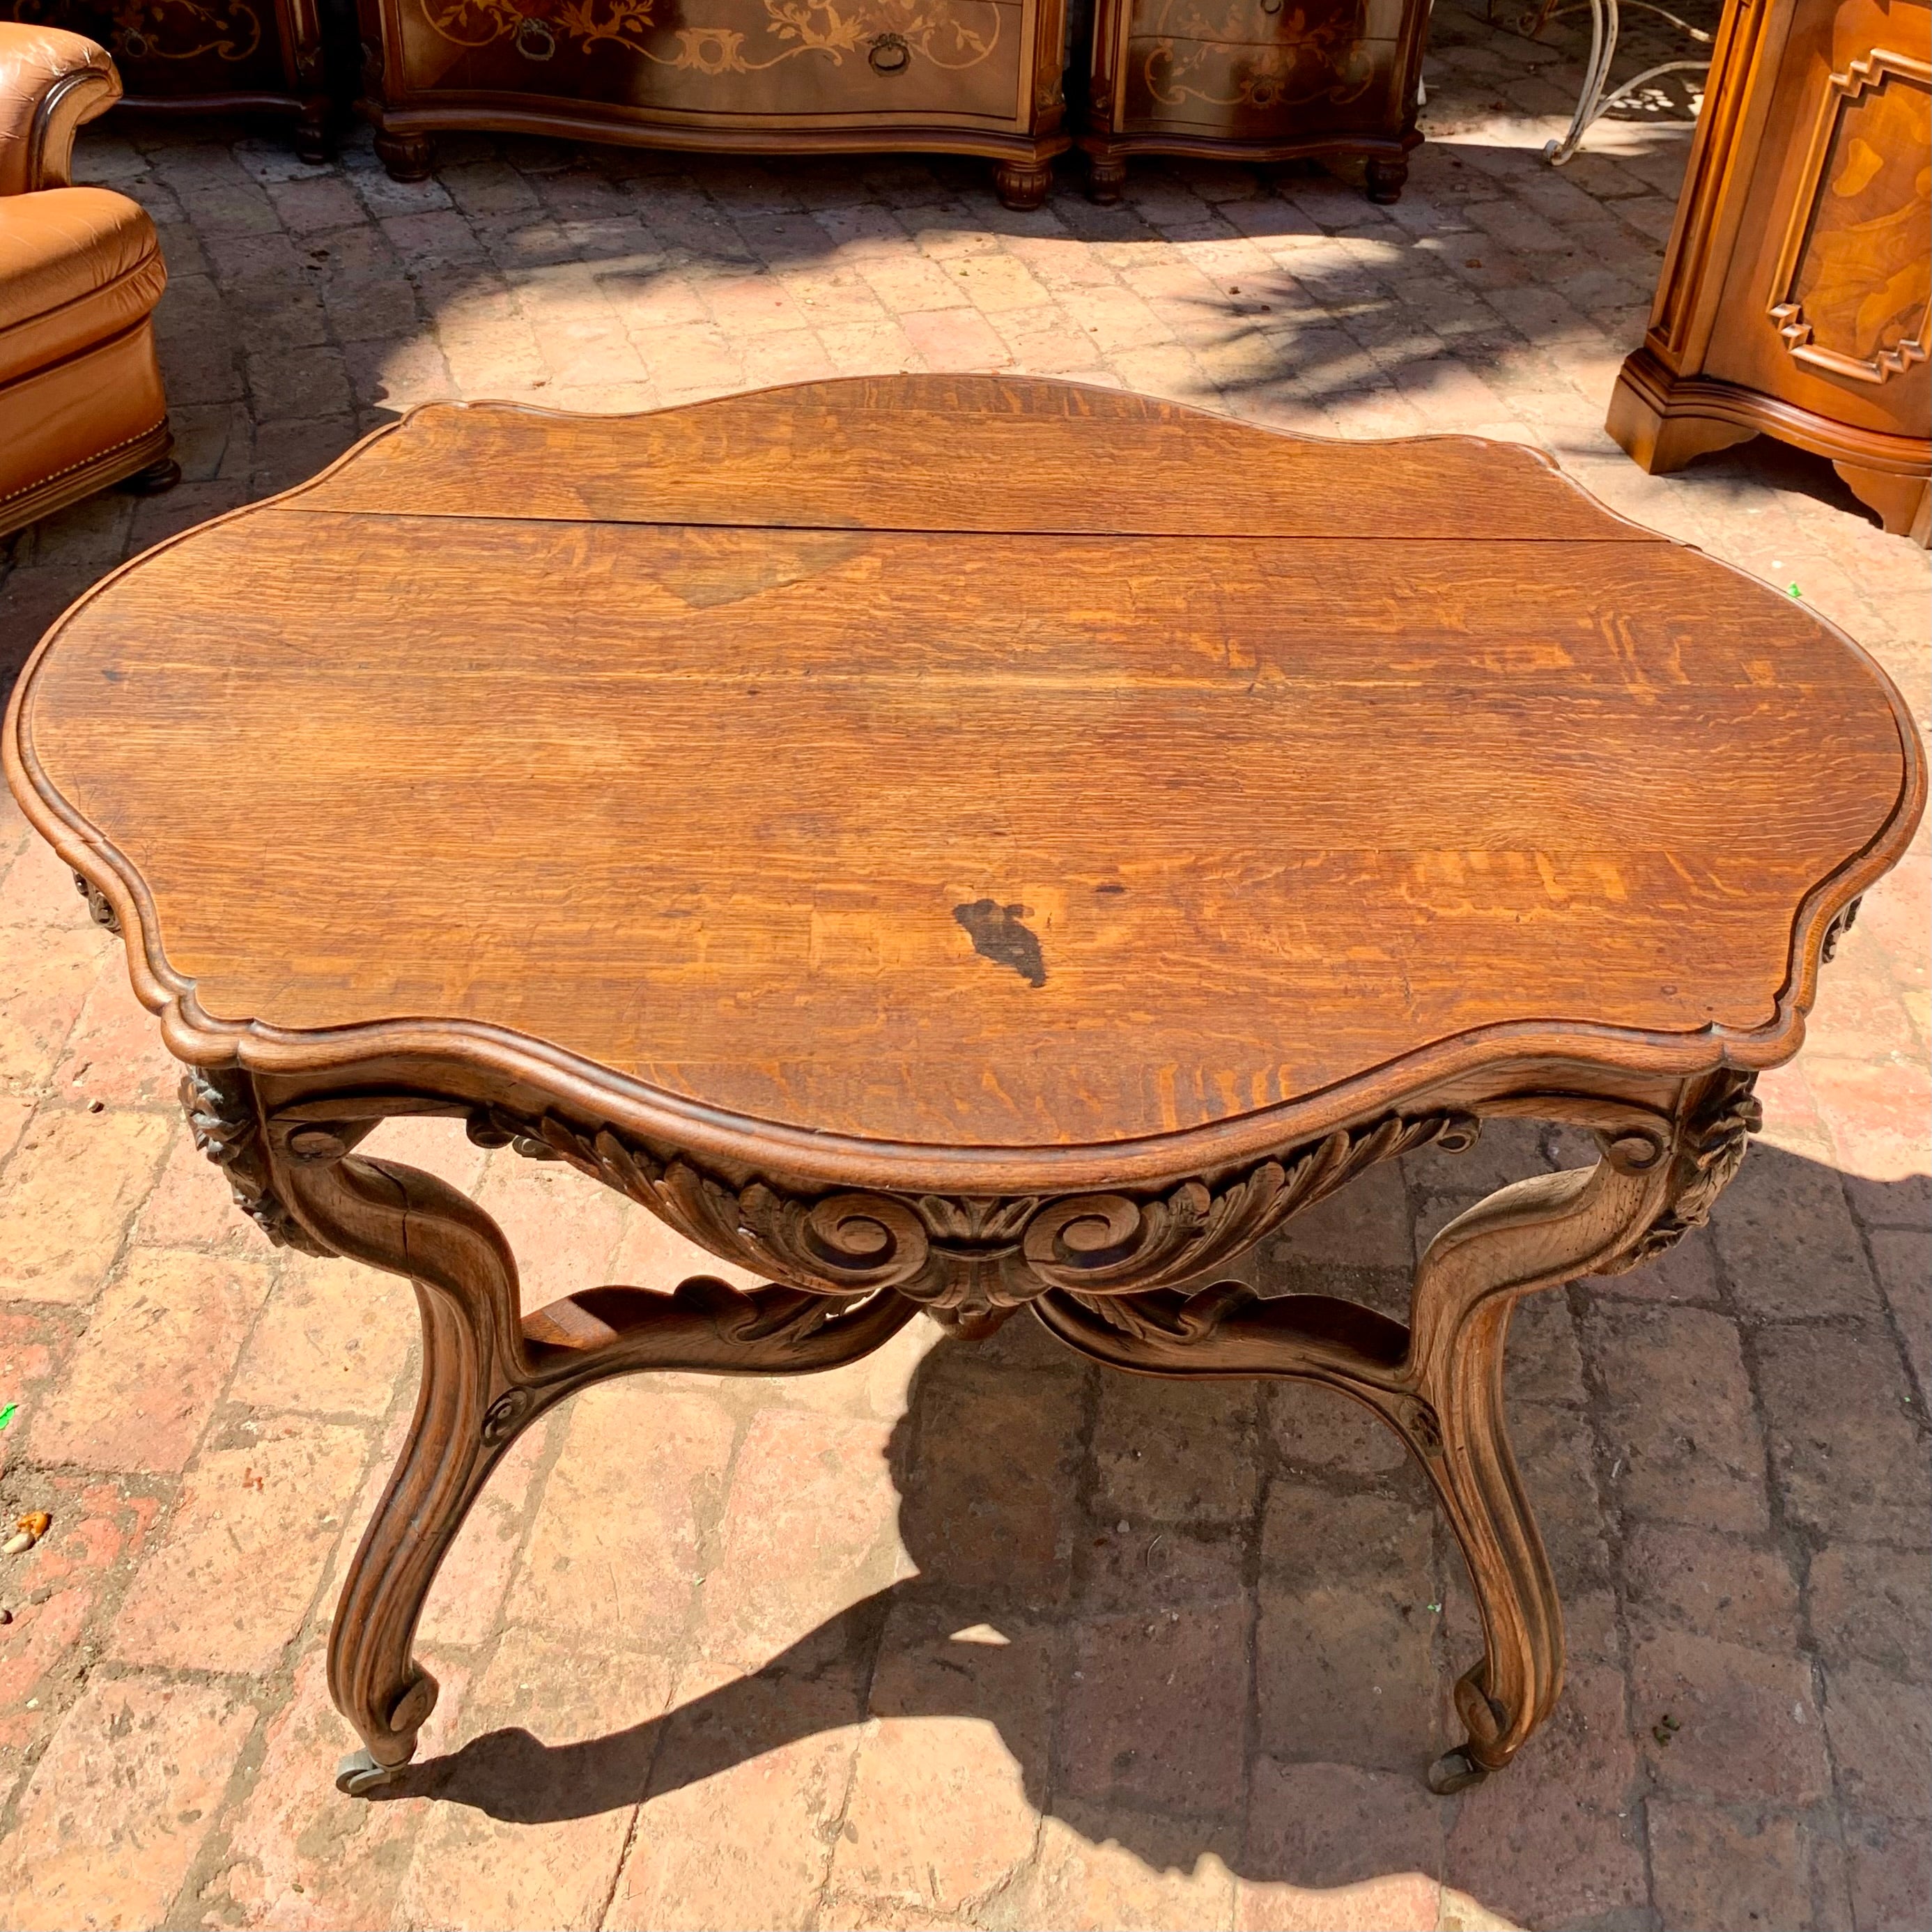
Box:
<box><xmin>6</xmin><ymin>374</ymin><xmax>1921</xmax><ymax>1795</ymax></box>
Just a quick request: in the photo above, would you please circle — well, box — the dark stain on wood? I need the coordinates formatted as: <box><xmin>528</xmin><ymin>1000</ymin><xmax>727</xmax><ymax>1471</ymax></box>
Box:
<box><xmin>954</xmin><ymin>900</ymin><xmax>1047</xmax><ymax>987</ymax></box>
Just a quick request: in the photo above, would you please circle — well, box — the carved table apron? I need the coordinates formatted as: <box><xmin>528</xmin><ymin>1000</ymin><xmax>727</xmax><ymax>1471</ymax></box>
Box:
<box><xmin>6</xmin><ymin>375</ymin><xmax>1922</xmax><ymax>1798</ymax></box>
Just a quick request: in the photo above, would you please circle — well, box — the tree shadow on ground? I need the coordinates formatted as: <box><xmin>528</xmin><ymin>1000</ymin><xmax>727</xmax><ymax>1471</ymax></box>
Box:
<box><xmin>381</xmin><ymin>1132</ymin><xmax>1929</xmax><ymax>1928</ymax></box>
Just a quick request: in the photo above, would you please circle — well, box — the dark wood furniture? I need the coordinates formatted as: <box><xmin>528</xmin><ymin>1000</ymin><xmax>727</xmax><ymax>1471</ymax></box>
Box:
<box><xmin>2</xmin><ymin>0</ymin><xmax>331</xmax><ymax>157</ymax></box>
<box><xmin>1079</xmin><ymin>0</ymin><xmax>1430</xmax><ymax>202</ymax></box>
<box><xmin>353</xmin><ymin>0</ymin><xmax>1069</xmax><ymax>208</ymax></box>
<box><xmin>6</xmin><ymin>376</ymin><xmax>1920</xmax><ymax>1798</ymax></box>
<box><xmin>1607</xmin><ymin>0</ymin><xmax>1930</xmax><ymax>542</ymax></box>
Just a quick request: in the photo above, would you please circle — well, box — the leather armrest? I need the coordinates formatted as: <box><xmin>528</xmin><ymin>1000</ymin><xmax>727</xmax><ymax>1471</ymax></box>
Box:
<box><xmin>0</xmin><ymin>25</ymin><xmax>121</xmax><ymax>199</ymax></box>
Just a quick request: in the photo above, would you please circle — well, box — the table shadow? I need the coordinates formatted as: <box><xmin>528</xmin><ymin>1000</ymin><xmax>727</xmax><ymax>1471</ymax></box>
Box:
<box><xmin>378</xmin><ymin>1140</ymin><xmax>1928</xmax><ymax>1912</ymax></box>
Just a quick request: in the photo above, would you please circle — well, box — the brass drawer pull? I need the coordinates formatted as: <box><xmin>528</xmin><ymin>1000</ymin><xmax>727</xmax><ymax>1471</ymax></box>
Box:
<box><xmin>870</xmin><ymin>33</ymin><xmax>911</xmax><ymax>74</ymax></box>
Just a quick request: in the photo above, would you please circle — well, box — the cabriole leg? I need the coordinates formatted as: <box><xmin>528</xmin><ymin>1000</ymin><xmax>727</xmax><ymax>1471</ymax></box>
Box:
<box><xmin>272</xmin><ymin>1152</ymin><xmax>534</xmax><ymax>1791</ymax></box>
<box><xmin>1027</xmin><ymin>1081</ymin><xmax>1756</xmax><ymax>1790</ymax></box>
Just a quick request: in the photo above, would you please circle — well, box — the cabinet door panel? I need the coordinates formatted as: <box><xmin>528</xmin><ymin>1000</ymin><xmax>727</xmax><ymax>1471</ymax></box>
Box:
<box><xmin>391</xmin><ymin>0</ymin><xmax>1029</xmax><ymax>127</ymax></box>
<box><xmin>1708</xmin><ymin>0</ymin><xmax>1929</xmax><ymax>435</ymax></box>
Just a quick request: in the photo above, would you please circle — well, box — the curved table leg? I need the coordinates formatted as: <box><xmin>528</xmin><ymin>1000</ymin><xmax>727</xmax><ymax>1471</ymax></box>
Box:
<box><xmin>1403</xmin><ymin>1156</ymin><xmax>1671</xmax><ymax>1791</ymax></box>
<box><xmin>268</xmin><ymin>1142</ymin><xmax>919</xmax><ymax>1792</ymax></box>
<box><xmin>1033</xmin><ymin>1086</ymin><xmax>1752</xmax><ymax>1789</ymax></box>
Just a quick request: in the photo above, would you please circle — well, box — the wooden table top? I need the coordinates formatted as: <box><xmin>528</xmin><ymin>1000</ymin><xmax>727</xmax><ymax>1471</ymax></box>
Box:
<box><xmin>7</xmin><ymin>376</ymin><xmax>1922</xmax><ymax>1188</ymax></box>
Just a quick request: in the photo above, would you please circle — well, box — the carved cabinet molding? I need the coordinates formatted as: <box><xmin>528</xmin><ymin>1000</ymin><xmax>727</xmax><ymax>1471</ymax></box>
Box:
<box><xmin>354</xmin><ymin>0</ymin><xmax>1070</xmax><ymax>207</ymax></box>
<box><xmin>1607</xmin><ymin>0</ymin><xmax>1930</xmax><ymax>542</ymax></box>
<box><xmin>3</xmin><ymin>0</ymin><xmax>332</xmax><ymax>157</ymax></box>
<box><xmin>1077</xmin><ymin>0</ymin><xmax>1430</xmax><ymax>204</ymax></box>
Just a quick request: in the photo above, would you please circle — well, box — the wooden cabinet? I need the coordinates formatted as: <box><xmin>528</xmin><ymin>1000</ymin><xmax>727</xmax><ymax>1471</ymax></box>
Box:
<box><xmin>1607</xmin><ymin>0</ymin><xmax>1929</xmax><ymax>542</ymax></box>
<box><xmin>356</xmin><ymin>0</ymin><xmax>1070</xmax><ymax>206</ymax></box>
<box><xmin>1079</xmin><ymin>0</ymin><xmax>1429</xmax><ymax>203</ymax></box>
<box><xmin>3</xmin><ymin>0</ymin><xmax>331</xmax><ymax>156</ymax></box>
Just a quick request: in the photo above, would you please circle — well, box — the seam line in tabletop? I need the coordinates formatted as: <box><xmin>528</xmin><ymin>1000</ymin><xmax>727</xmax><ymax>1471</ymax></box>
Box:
<box><xmin>263</xmin><ymin>507</ymin><xmax>1670</xmax><ymax>542</ymax></box>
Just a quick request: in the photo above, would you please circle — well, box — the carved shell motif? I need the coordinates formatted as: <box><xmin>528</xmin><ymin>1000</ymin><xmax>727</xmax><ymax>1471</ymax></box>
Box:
<box><xmin>467</xmin><ymin>1104</ymin><xmax>1479</xmax><ymax>1324</ymax></box>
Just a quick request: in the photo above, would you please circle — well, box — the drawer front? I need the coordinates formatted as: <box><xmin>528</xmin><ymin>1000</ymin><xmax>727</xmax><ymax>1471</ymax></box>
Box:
<box><xmin>3</xmin><ymin>0</ymin><xmax>301</xmax><ymax>99</ymax></box>
<box><xmin>1108</xmin><ymin>0</ymin><xmax>1407</xmax><ymax>137</ymax></box>
<box><xmin>391</xmin><ymin>0</ymin><xmax>1030</xmax><ymax>127</ymax></box>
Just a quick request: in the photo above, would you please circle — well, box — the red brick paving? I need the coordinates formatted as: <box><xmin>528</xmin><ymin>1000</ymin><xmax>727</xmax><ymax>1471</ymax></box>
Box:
<box><xmin>0</xmin><ymin>2</ymin><xmax>1925</xmax><ymax>1925</ymax></box>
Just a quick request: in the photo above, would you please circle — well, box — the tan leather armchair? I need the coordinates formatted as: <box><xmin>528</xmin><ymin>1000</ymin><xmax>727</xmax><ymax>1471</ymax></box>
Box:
<box><xmin>1</xmin><ymin>25</ymin><xmax>177</xmax><ymax>541</ymax></box>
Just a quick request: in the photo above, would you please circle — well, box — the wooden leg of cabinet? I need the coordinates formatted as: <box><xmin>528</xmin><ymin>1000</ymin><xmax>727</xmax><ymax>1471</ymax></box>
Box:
<box><xmin>295</xmin><ymin>95</ymin><xmax>332</xmax><ymax>165</ymax></box>
<box><xmin>1086</xmin><ymin>154</ymin><xmax>1128</xmax><ymax>204</ymax></box>
<box><xmin>1605</xmin><ymin>361</ymin><xmax>1756</xmax><ymax>474</ymax></box>
<box><xmin>1834</xmin><ymin>463</ymin><xmax>1932</xmax><ymax>547</ymax></box>
<box><xmin>1364</xmin><ymin>155</ymin><xmax>1408</xmax><ymax>203</ymax></box>
<box><xmin>375</xmin><ymin>130</ymin><xmax>435</xmax><ymax>183</ymax></box>
<box><xmin>993</xmin><ymin>159</ymin><xmax>1053</xmax><ymax>210</ymax></box>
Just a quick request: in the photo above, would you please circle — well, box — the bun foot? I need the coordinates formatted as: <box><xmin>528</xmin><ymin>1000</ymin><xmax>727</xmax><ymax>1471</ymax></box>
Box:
<box><xmin>335</xmin><ymin>1748</ymin><xmax>399</xmax><ymax>1797</ymax></box>
<box><xmin>993</xmin><ymin>160</ymin><xmax>1052</xmax><ymax>210</ymax></box>
<box><xmin>118</xmin><ymin>457</ymin><xmax>181</xmax><ymax>497</ymax></box>
<box><xmin>1365</xmin><ymin>157</ymin><xmax>1407</xmax><ymax>205</ymax></box>
<box><xmin>375</xmin><ymin>131</ymin><xmax>435</xmax><ymax>182</ymax></box>
<box><xmin>1086</xmin><ymin>156</ymin><xmax>1127</xmax><ymax>204</ymax></box>
<box><xmin>1426</xmin><ymin>1746</ymin><xmax>1490</xmax><ymax>1795</ymax></box>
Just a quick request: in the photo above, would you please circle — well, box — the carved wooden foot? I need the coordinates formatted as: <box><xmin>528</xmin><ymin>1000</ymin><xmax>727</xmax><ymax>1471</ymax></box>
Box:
<box><xmin>1086</xmin><ymin>155</ymin><xmax>1128</xmax><ymax>204</ymax></box>
<box><xmin>375</xmin><ymin>130</ymin><xmax>435</xmax><ymax>183</ymax></box>
<box><xmin>1833</xmin><ymin>462</ymin><xmax>1931</xmax><ymax>545</ymax></box>
<box><xmin>294</xmin><ymin>98</ymin><xmax>333</xmax><ymax>166</ymax></box>
<box><xmin>117</xmin><ymin>456</ymin><xmax>181</xmax><ymax>497</ymax></box>
<box><xmin>993</xmin><ymin>160</ymin><xmax>1053</xmax><ymax>211</ymax></box>
<box><xmin>1363</xmin><ymin>156</ymin><xmax>1408</xmax><ymax>204</ymax></box>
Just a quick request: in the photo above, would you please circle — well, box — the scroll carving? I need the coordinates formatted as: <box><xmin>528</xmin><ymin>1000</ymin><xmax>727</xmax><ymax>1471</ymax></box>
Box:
<box><xmin>1822</xmin><ymin>895</ymin><xmax>1862</xmax><ymax>962</ymax></box>
<box><xmin>180</xmin><ymin>1068</ymin><xmax>329</xmax><ymax>1255</ymax></box>
<box><xmin>72</xmin><ymin>872</ymin><xmax>118</xmax><ymax>934</ymax></box>
<box><xmin>1593</xmin><ymin>1072</ymin><xmax>1759</xmax><ymax>1275</ymax></box>
<box><xmin>416</xmin><ymin>0</ymin><xmax>1000</xmax><ymax>75</ymax></box>
<box><xmin>463</xmin><ymin>1100</ymin><xmax>1478</xmax><ymax>1324</ymax></box>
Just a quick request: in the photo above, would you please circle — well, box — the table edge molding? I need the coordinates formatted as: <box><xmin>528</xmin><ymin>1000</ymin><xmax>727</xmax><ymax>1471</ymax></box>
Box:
<box><xmin>5</xmin><ymin>378</ymin><xmax>1922</xmax><ymax>1194</ymax></box>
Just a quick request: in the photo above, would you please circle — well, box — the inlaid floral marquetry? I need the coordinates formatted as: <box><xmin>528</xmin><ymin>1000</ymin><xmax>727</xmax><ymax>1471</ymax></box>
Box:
<box><xmin>1768</xmin><ymin>47</ymin><xmax>1932</xmax><ymax>386</ymax></box>
<box><xmin>6</xmin><ymin>376</ymin><xmax>1919</xmax><ymax>1800</ymax></box>
<box><xmin>354</xmin><ymin>0</ymin><xmax>1065</xmax><ymax>207</ymax></box>
<box><xmin>4</xmin><ymin>0</ymin><xmax>330</xmax><ymax>156</ymax></box>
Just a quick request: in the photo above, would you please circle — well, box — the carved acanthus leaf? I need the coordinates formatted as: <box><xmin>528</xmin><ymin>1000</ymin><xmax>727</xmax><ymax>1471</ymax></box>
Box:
<box><xmin>1595</xmin><ymin>1072</ymin><xmax>1760</xmax><ymax>1276</ymax></box>
<box><xmin>180</xmin><ymin>1067</ymin><xmax>330</xmax><ymax>1255</ymax></box>
<box><xmin>463</xmin><ymin>1102</ymin><xmax>1479</xmax><ymax>1323</ymax></box>
<box><xmin>1821</xmin><ymin>895</ymin><xmax>1861</xmax><ymax>964</ymax></box>
<box><xmin>72</xmin><ymin>872</ymin><xmax>119</xmax><ymax>934</ymax></box>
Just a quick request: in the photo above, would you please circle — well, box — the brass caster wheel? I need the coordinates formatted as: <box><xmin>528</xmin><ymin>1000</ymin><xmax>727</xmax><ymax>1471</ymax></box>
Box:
<box><xmin>1426</xmin><ymin>1746</ymin><xmax>1490</xmax><ymax>1795</ymax></box>
<box><xmin>335</xmin><ymin>1748</ymin><xmax>399</xmax><ymax>1797</ymax></box>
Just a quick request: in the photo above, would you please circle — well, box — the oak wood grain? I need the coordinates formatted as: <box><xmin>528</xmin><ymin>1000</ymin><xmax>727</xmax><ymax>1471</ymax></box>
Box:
<box><xmin>12</xmin><ymin>377</ymin><xmax>1919</xmax><ymax>1799</ymax></box>
<box><xmin>8</xmin><ymin>376</ymin><xmax>1921</xmax><ymax>1170</ymax></box>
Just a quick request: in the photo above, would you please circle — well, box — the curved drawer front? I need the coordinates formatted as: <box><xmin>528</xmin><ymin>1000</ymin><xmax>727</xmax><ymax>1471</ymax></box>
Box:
<box><xmin>392</xmin><ymin>0</ymin><xmax>1029</xmax><ymax>126</ymax></box>
<box><xmin>1115</xmin><ymin>0</ymin><xmax>1406</xmax><ymax>137</ymax></box>
<box><xmin>2</xmin><ymin>0</ymin><xmax>298</xmax><ymax>98</ymax></box>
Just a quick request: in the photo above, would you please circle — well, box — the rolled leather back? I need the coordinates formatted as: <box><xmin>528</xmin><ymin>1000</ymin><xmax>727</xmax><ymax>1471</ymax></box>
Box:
<box><xmin>0</xmin><ymin>25</ymin><xmax>122</xmax><ymax>199</ymax></box>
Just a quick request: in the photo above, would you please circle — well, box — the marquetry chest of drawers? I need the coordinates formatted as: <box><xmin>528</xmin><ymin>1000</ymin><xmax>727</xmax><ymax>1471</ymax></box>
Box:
<box><xmin>3</xmin><ymin>0</ymin><xmax>330</xmax><ymax>155</ymax></box>
<box><xmin>1079</xmin><ymin>0</ymin><xmax>1429</xmax><ymax>201</ymax></box>
<box><xmin>355</xmin><ymin>0</ymin><xmax>1070</xmax><ymax>207</ymax></box>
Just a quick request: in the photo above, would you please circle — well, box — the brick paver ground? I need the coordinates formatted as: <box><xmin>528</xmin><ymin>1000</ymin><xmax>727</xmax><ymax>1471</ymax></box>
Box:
<box><xmin>1</xmin><ymin>2</ymin><xmax>1926</xmax><ymax>1926</ymax></box>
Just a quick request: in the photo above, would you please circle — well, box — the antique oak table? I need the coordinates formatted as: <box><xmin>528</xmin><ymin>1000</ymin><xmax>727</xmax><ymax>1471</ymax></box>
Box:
<box><xmin>6</xmin><ymin>376</ymin><xmax>1922</xmax><ymax>1798</ymax></box>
